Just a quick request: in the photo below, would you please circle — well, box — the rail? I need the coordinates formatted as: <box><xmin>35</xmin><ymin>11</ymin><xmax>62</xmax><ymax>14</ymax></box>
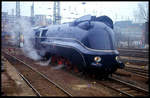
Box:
<box><xmin>124</xmin><ymin>66</ymin><xmax>149</xmax><ymax>78</ymax></box>
<box><xmin>2</xmin><ymin>51</ymin><xmax>73</xmax><ymax>97</ymax></box>
<box><xmin>97</xmin><ymin>76</ymin><xmax>149</xmax><ymax>97</ymax></box>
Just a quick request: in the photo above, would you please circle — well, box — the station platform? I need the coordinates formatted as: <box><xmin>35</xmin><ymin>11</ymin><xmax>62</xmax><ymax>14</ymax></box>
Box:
<box><xmin>1</xmin><ymin>55</ymin><xmax>36</xmax><ymax>96</ymax></box>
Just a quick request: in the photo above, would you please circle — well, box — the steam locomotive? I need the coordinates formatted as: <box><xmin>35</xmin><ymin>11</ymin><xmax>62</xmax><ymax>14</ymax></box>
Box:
<box><xmin>32</xmin><ymin>15</ymin><xmax>125</xmax><ymax>77</ymax></box>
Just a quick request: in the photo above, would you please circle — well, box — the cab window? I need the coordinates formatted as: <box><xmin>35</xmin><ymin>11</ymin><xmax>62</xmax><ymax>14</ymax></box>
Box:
<box><xmin>41</xmin><ymin>29</ymin><xmax>48</xmax><ymax>41</ymax></box>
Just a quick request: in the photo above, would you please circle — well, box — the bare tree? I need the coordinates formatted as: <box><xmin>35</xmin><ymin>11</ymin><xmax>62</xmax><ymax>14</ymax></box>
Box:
<box><xmin>138</xmin><ymin>3</ymin><xmax>148</xmax><ymax>21</ymax></box>
<box><xmin>133</xmin><ymin>2</ymin><xmax>149</xmax><ymax>48</ymax></box>
<box><xmin>134</xmin><ymin>2</ymin><xmax>148</xmax><ymax>23</ymax></box>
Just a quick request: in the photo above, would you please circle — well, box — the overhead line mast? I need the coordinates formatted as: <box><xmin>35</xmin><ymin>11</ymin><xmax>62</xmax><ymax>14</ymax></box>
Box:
<box><xmin>53</xmin><ymin>1</ymin><xmax>61</xmax><ymax>24</ymax></box>
<box><xmin>16</xmin><ymin>1</ymin><xmax>20</xmax><ymax>18</ymax></box>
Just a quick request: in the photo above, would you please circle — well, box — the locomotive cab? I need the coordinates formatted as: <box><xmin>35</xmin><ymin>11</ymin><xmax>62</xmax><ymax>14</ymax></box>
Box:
<box><xmin>34</xmin><ymin>27</ymin><xmax>48</xmax><ymax>48</ymax></box>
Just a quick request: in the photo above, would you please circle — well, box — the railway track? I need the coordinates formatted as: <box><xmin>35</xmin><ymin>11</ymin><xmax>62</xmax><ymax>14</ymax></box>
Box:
<box><xmin>118</xmin><ymin>49</ymin><xmax>149</xmax><ymax>58</ymax></box>
<box><xmin>64</xmin><ymin>66</ymin><xmax>149</xmax><ymax>97</ymax></box>
<box><xmin>97</xmin><ymin>76</ymin><xmax>149</xmax><ymax>97</ymax></box>
<box><xmin>120</xmin><ymin>58</ymin><xmax>148</xmax><ymax>66</ymax></box>
<box><xmin>2</xmin><ymin>51</ymin><xmax>72</xmax><ymax>97</ymax></box>
<box><xmin>2</xmin><ymin>47</ymin><xmax>149</xmax><ymax>96</ymax></box>
<box><xmin>124</xmin><ymin>66</ymin><xmax>149</xmax><ymax>78</ymax></box>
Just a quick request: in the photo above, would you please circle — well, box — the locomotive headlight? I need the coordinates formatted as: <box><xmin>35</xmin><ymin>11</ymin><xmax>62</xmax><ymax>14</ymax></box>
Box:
<box><xmin>115</xmin><ymin>56</ymin><xmax>121</xmax><ymax>62</ymax></box>
<box><xmin>94</xmin><ymin>56</ymin><xmax>101</xmax><ymax>63</ymax></box>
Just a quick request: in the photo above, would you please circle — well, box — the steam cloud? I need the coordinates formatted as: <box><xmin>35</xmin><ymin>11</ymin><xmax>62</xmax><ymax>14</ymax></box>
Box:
<box><xmin>36</xmin><ymin>58</ymin><xmax>51</xmax><ymax>66</ymax></box>
<box><xmin>51</xmin><ymin>64</ymin><xmax>65</xmax><ymax>70</ymax></box>
<box><xmin>8</xmin><ymin>17</ymin><xmax>42</xmax><ymax>61</ymax></box>
<box><xmin>7</xmin><ymin>18</ymin><xmax>65</xmax><ymax>68</ymax></box>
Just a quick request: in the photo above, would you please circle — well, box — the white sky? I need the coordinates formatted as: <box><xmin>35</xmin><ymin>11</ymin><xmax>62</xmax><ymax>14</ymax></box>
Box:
<box><xmin>2</xmin><ymin>1</ymin><xmax>149</xmax><ymax>23</ymax></box>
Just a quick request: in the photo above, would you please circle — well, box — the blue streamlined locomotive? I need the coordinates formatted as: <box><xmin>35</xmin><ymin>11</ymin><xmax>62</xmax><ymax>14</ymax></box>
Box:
<box><xmin>33</xmin><ymin>15</ymin><xmax>125</xmax><ymax>77</ymax></box>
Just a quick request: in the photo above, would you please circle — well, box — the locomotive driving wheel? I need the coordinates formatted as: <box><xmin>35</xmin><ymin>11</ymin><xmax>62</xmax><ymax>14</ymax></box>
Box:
<box><xmin>51</xmin><ymin>55</ymin><xmax>57</xmax><ymax>64</ymax></box>
<box><xmin>65</xmin><ymin>59</ymin><xmax>72</xmax><ymax>70</ymax></box>
<box><xmin>73</xmin><ymin>65</ymin><xmax>79</xmax><ymax>73</ymax></box>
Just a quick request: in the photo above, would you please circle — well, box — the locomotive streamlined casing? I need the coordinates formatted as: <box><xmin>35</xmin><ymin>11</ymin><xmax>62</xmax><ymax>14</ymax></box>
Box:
<box><xmin>34</xmin><ymin>15</ymin><xmax>125</xmax><ymax>75</ymax></box>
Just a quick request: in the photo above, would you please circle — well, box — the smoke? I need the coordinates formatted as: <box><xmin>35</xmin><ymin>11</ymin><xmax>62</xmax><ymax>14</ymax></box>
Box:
<box><xmin>8</xmin><ymin>17</ymin><xmax>42</xmax><ymax>61</ymax></box>
<box><xmin>19</xmin><ymin>18</ymin><xmax>42</xmax><ymax>60</ymax></box>
<box><xmin>6</xmin><ymin>18</ymin><xmax>68</xmax><ymax>68</ymax></box>
<box><xmin>6</xmin><ymin>21</ymin><xmax>19</xmax><ymax>45</ymax></box>
<box><xmin>51</xmin><ymin>64</ymin><xmax>65</xmax><ymax>70</ymax></box>
<box><xmin>36</xmin><ymin>58</ymin><xmax>51</xmax><ymax>66</ymax></box>
<box><xmin>35</xmin><ymin>57</ymin><xmax>65</xmax><ymax>69</ymax></box>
